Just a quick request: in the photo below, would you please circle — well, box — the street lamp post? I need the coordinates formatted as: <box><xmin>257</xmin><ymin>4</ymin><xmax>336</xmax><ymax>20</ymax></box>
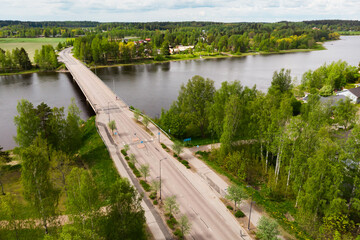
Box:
<box><xmin>247</xmin><ymin>185</ymin><xmax>255</xmax><ymax>231</ymax></box>
<box><xmin>248</xmin><ymin>199</ymin><xmax>253</xmax><ymax>230</ymax></box>
<box><xmin>108</xmin><ymin>101</ymin><xmax>110</xmax><ymax>123</ymax></box>
<box><xmin>159</xmin><ymin>157</ymin><xmax>166</xmax><ymax>201</ymax></box>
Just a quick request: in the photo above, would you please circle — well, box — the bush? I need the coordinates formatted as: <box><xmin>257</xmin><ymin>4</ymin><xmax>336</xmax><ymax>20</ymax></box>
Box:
<box><xmin>128</xmin><ymin>162</ymin><xmax>141</xmax><ymax>178</ymax></box>
<box><xmin>140</xmin><ymin>180</ymin><xmax>151</xmax><ymax>192</ymax></box>
<box><xmin>149</xmin><ymin>192</ymin><xmax>157</xmax><ymax>200</ymax></box>
<box><xmin>121</xmin><ymin>149</ymin><xmax>128</xmax><ymax>156</ymax></box>
<box><xmin>235</xmin><ymin>210</ymin><xmax>245</xmax><ymax>218</ymax></box>
<box><xmin>153</xmin><ymin>200</ymin><xmax>158</xmax><ymax>205</ymax></box>
<box><xmin>125</xmin><ymin>156</ymin><xmax>130</xmax><ymax>161</ymax></box>
<box><xmin>177</xmin><ymin>156</ymin><xmax>182</xmax><ymax>161</ymax></box>
<box><xmin>161</xmin><ymin>143</ymin><xmax>167</xmax><ymax>149</ymax></box>
<box><xmin>181</xmin><ymin>160</ymin><xmax>189</xmax><ymax>165</ymax></box>
<box><xmin>227</xmin><ymin>205</ymin><xmax>233</xmax><ymax>211</ymax></box>
<box><xmin>174</xmin><ymin>228</ymin><xmax>183</xmax><ymax>238</ymax></box>
<box><xmin>173</xmin><ymin>153</ymin><xmax>178</xmax><ymax>158</ymax></box>
<box><xmin>166</xmin><ymin>216</ymin><xmax>178</xmax><ymax>230</ymax></box>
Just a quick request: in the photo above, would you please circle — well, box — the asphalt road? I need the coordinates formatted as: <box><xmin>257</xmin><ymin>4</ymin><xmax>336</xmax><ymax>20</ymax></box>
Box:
<box><xmin>59</xmin><ymin>48</ymin><xmax>251</xmax><ymax>240</ymax></box>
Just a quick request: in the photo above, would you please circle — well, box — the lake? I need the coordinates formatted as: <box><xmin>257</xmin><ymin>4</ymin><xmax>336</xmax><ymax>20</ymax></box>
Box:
<box><xmin>1</xmin><ymin>36</ymin><xmax>359</xmax><ymax>150</ymax></box>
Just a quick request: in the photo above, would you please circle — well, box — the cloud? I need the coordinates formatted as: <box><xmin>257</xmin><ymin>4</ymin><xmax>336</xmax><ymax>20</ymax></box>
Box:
<box><xmin>0</xmin><ymin>0</ymin><xmax>359</xmax><ymax>22</ymax></box>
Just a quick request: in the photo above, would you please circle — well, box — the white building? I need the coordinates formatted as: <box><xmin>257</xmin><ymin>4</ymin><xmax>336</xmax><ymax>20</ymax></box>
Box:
<box><xmin>337</xmin><ymin>87</ymin><xmax>360</xmax><ymax>103</ymax></box>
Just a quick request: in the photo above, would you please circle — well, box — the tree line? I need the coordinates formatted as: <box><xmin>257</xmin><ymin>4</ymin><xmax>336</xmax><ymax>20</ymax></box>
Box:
<box><xmin>71</xmin><ymin>23</ymin><xmax>340</xmax><ymax>65</ymax></box>
<box><xmin>0</xmin><ymin>99</ymin><xmax>147</xmax><ymax>239</ymax></box>
<box><xmin>157</xmin><ymin>67</ymin><xmax>360</xmax><ymax>239</ymax></box>
<box><xmin>0</xmin><ymin>45</ymin><xmax>60</xmax><ymax>73</ymax></box>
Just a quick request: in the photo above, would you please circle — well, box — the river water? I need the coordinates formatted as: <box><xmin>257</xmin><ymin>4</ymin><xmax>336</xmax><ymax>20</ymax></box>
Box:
<box><xmin>1</xmin><ymin>36</ymin><xmax>359</xmax><ymax>150</ymax></box>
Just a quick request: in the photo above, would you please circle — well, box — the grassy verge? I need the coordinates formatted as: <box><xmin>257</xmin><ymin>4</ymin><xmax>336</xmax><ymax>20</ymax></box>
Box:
<box><xmin>78</xmin><ymin>116</ymin><xmax>120</xmax><ymax>194</ymax></box>
<box><xmin>196</xmin><ymin>151</ymin><xmax>311</xmax><ymax>240</ymax></box>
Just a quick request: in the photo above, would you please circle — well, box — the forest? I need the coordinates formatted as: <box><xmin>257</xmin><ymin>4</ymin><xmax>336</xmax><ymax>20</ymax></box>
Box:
<box><xmin>157</xmin><ymin>61</ymin><xmax>360</xmax><ymax>239</ymax></box>
<box><xmin>0</xmin><ymin>99</ymin><xmax>147</xmax><ymax>239</ymax></box>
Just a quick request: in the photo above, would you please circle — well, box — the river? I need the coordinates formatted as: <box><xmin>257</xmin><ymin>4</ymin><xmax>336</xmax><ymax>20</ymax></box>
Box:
<box><xmin>1</xmin><ymin>36</ymin><xmax>359</xmax><ymax>150</ymax></box>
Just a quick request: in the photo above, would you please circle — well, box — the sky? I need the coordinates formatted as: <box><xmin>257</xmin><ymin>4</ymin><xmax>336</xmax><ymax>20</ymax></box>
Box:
<box><xmin>1</xmin><ymin>0</ymin><xmax>359</xmax><ymax>22</ymax></box>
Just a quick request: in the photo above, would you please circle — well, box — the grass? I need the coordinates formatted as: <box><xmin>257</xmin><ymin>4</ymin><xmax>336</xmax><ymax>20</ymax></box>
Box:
<box><xmin>78</xmin><ymin>116</ymin><xmax>120</xmax><ymax>194</ymax></box>
<box><xmin>0</xmin><ymin>38</ymin><xmax>67</xmax><ymax>62</ymax></box>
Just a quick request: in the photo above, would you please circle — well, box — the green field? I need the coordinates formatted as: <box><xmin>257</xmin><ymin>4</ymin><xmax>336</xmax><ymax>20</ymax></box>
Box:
<box><xmin>0</xmin><ymin>38</ymin><xmax>67</xmax><ymax>62</ymax></box>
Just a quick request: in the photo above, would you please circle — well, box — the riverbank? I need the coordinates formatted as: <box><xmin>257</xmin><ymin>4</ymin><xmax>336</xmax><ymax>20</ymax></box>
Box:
<box><xmin>0</xmin><ymin>44</ymin><xmax>327</xmax><ymax>76</ymax></box>
<box><xmin>87</xmin><ymin>45</ymin><xmax>327</xmax><ymax>70</ymax></box>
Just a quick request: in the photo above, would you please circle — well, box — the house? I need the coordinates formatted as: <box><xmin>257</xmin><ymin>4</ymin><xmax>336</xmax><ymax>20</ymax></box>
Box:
<box><xmin>319</xmin><ymin>95</ymin><xmax>347</xmax><ymax>106</ymax></box>
<box><xmin>337</xmin><ymin>87</ymin><xmax>360</xmax><ymax>103</ymax></box>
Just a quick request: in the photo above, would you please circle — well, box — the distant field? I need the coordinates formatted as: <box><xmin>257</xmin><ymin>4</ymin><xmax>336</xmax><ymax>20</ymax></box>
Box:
<box><xmin>0</xmin><ymin>38</ymin><xmax>67</xmax><ymax>62</ymax></box>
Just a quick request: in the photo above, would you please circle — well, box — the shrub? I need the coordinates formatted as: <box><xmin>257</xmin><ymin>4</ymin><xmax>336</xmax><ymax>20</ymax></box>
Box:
<box><xmin>174</xmin><ymin>228</ymin><xmax>183</xmax><ymax>238</ymax></box>
<box><xmin>177</xmin><ymin>156</ymin><xmax>182</xmax><ymax>161</ymax></box>
<box><xmin>161</xmin><ymin>143</ymin><xmax>167</xmax><ymax>149</ymax></box>
<box><xmin>149</xmin><ymin>192</ymin><xmax>157</xmax><ymax>200</ymax></box>
<box><xmin>140</xmin><ymin>180</ymin><xmax>151</xmax><ymax>192</ymax></box>
<box><xmin>227</xmin><ymin>205</ymin><xmax>233</xmax><ymax>211</ymax></box>
<box><xmin>173</xmin><ymin>153</ymin><xmax>178</xmax><ymax>158</ymax></box>
<box><xmin>125</xmin><ymin>156</ymin><xmax>130</xmax><ymax>161</ymax></box>
<box><xmin>128</xmin><ymin>162</ymin><xmax>141</xmax><ymax>177</ymax></box>
<box><xmin>235</xmin><ymin>210</ymin><xmax>245</xmax><ymax>218</ymax></box>
<box><xmin>121</xmin><ymin>149</ymin><xmax>128</xmax><ymax>156</ymax></box>
<box><xmin>153</xmin><ymin>200</ymin><xmax>158</xmax><ymax>205</ymax></box>
<box><xmin>166</xmin><ymin>216</ymin><xmax>178</xmax><ymax>230</ymax></box>
<box><xmin>181</xmin><ymin>160</ymin><xmax>189</xmax><ymax>165</ymax></box>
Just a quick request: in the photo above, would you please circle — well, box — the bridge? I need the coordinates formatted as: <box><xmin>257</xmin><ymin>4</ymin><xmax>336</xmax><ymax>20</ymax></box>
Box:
<box><xmin>59</xmin><ymin>48</ymin><xmax>251</xmax><ymax>240</ymax></box>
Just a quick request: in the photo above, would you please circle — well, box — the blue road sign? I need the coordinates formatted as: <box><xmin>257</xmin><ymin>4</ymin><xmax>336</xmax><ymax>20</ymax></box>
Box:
<box><xmin>158</xmin><ymin>132</ymin><xmax>160</xmax><ymax>135</ymax></box>
<box><xmin>183</xmin><ymin>138</ymin><xmax>191</xmax><ymax>142</ymax></box>
<box><xmin>141</xmin><ymin>141</ymin><xmax>143</xmax><ymax>143</ymax></box>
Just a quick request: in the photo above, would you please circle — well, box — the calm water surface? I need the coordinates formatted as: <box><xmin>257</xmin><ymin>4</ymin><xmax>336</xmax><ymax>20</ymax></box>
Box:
<box><xmin>97</xmin><ymin>36</ymin><xmax>360</xmax><ymax>118</ymax></box>
<box><xmin>1</xmin><ymin>36</ymin><xmax>359</xmax><ymax>150</ymax></box>
<box><xmin>0</xmin><ymin>73</ymin><xmax>93</xmax><ymax>150</ymax></box>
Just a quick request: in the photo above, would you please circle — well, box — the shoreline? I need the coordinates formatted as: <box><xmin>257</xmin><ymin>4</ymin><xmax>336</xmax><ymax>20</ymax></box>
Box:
<box><xmin>0</xmin><ymin>45</ymin><xmax>327</xmax><ymax>76</ymax></box>
<box><xmin>87</xmin><ymin>46</ymin><xmax>327</xmax><ymax>70</ymax></box>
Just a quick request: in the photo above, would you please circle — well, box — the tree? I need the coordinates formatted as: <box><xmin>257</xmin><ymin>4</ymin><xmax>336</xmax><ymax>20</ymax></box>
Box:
<box><xmin>269</xmin><ymin>68</ymin><xmax>292</xmax><ymax>94</ymax></box>
<box><xmin>14</xmin><ymin>99</ymin><xmax>40</xmax><ymax>148</ymax></box>
<box><xmin>64</xmin><ymin>98</ymin><xmax>82</xmax><ymax>153</ymax></box>
<box><xmin>50</xmin><ymin>150</ymin><xmax>72</xmax><ymax>197</ymax></box>
<box><xmin>164</xmin><ymin>195</ymin><xmax>179</xmax><ymax>216</ymax></box>
<box><xmin>34</xmin><ymin>45</ymin><xmax>58</xmax><ymax>70</ymax></box>
<box><xmin>256</xmin><ymin>217</ymin><xmax>280</xmax><ymax>240</ymax></box>
<box><xmin>65</xmin><ymin>167</ymin><xmax>99</xmax><ymax>232</ymax></box>
<box><xmin>133</xmin><ymin>109</ymin><xmax>140</xmax><ymax>121</ymax></box>
<box><xmin>179</xmin><ymin>215</ymin><xmax>191</xmax><ymax>237</ymax></box>
<box><xmin>333</xmin><ymin>98</ymin><xmax>356</xmax><ymax>130</ymax></box>
<box><xmin>0</xmin><ymin>146</ymin><xmax>11</xmax><ymax>195</ymax></box>
<box><xmin>142</xmin><ymin>116</ymin><xmax>150</xmax><ymax>128</ymax></box>
<box><xmin>123</xmin><ymin>144</ymin><xmax>130</xmax><ymax>152</ymax></box>
<box><xmin>21</xmin><ymin>136</ymin><xmax>60</xmax><ymax>234</ymax></box>
<box><xmin>178</xmin><ymin>75</ymin><xmax>215</xmax><ymax>137</ymax></box>
<box><xmin>151</xmin><ymin>180</ymin><xmax>160</xmax><ymax>199</ymax></box>
<box><xmin>108</xmin><ymin>120</ymin><xmax>116</xmax><ymax>134</ymax></box>
<box><xmin>129</xmin><ymin>153</ymin><xmax>136</xmax><ymax>165</ymax></box>
<box><xmin>0</xmin><ymin>194</ymin><xmax>23</xmax><ymax>240</ymax></box>
<box><xmin>139</xmin><ymin>164</ymin><xmax>150</xmax><ymax>181</ymax></box>
<box><xmin>172</xmin><ymin>142</ymin><xmax>184</xmax><ymax>156</ymax></box>
<box><xmin>102</xmin><ymin>178</ymin><xmax>146</xmax><ymax>240</ymax></box>
<box><xmin>225</xmin><ymin>185</ymin><xmax>248</xmax><ymax>210</ymax></box>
